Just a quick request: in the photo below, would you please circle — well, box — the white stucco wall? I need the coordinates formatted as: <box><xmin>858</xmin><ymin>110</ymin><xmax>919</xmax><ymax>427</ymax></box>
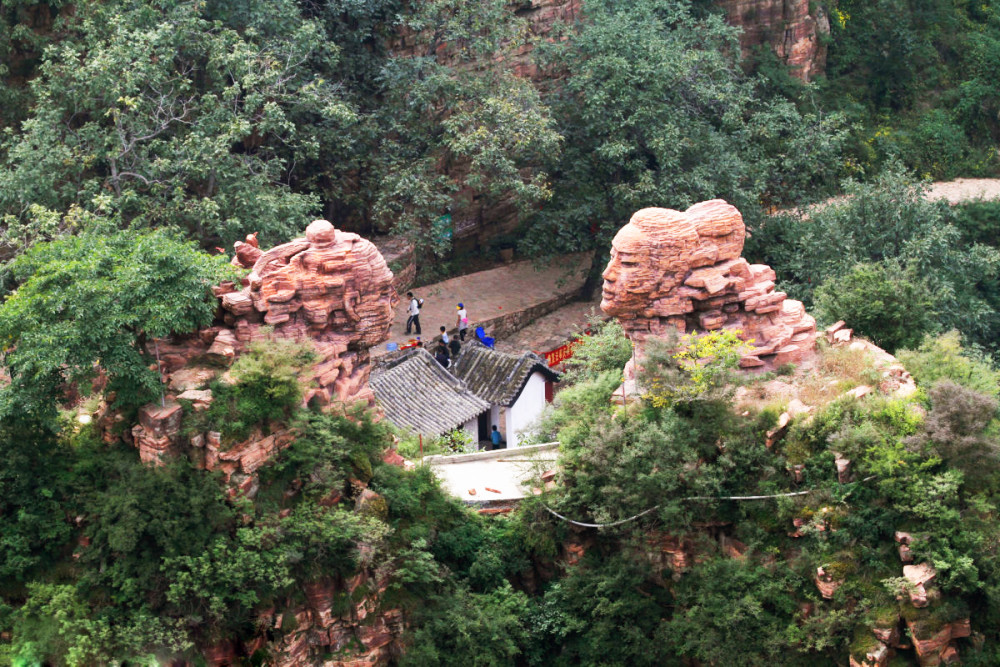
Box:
<box><xmin>505</xmin><ymin>372</ymin><xmax>547</xmax><ymax>447</ymax></box>
<box><xmin>462</xmin><ymin>417</ymin><xmax>479</xmax><ymax>445</ymax></box>
<box><xmin>490</xmin><ymin>404</ymin><xmax>502</xmax><ymax>440</ymax></box>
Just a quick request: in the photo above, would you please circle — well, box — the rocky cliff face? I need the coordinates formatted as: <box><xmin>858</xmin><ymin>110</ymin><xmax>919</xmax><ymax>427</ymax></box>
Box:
<box><xmin>717</xmin><ymin>0</ymin><xmax>829</xmax><ymax>82</ymax></box>
<box><xmin>123</xmin><ymin>220</ymin><xmax>398</xmax><ymax>466</ymax></box>
<box><xmin>102</xmin><ymin>223</ymin><xmax>410</xmax><ymax>665</ymax></box>
<box><xmin>512</xmin><ymin>0</ymin><xmax>827</xmax><ymax>82</ymax></box>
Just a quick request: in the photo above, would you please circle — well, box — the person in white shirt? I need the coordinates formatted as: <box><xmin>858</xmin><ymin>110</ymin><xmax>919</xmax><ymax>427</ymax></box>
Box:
<box><xmin>439</xmin><ymin>326</ymin><xmax>450</xmax><ymax>344</ymax></box>
<box><xmin>456</xmin><ymin>303</ymin><xmax>469</xmax><ymax>341</ymax></box>
<box><xmin>405</xmin><ymin>291</ymin><xmax>422</xmax><ymax>335</ymax></box>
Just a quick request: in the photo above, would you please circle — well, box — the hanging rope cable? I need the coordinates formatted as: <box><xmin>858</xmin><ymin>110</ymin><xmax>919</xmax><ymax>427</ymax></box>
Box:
<box><xmin>542</xmin><ymin>476</ymin><xmax>878</xmax><ymax>529</ymax></box>
<box><xmin>543</xmin><ymin>504</ymin><xmax>661</xmax><ymax>528</ymax></box>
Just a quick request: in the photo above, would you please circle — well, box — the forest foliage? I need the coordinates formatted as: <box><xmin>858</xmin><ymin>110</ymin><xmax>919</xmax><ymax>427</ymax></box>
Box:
<box><xmin>4</xmin><ymin>0</ymin><xmax>1000</xmax><ymax>664</ymax></box>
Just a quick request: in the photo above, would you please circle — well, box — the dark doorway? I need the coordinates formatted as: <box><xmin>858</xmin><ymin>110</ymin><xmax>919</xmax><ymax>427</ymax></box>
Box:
<box><xmin>477</xmin><ymin>412</ymin><xmax>489</xmax><ymax>442</ymax></box>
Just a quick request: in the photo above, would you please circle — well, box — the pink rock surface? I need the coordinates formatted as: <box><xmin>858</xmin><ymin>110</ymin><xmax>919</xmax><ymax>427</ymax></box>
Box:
<box><xmin>815</xmin><ymin>566</ymin><xmax>844</xmax><ymax>599</ymax></box>
<box><xmin>125</xmin><ymin>221</ymin><xmax>397</xmax><ymax>467</ymax></box>
<box><xmin>229</xmin><ymin>220</ymin><xmax>398</xmax><ymax>408</ymax></box>
<box><xmin>601</xmin><ymin>200</ymin><xmax>817</xmax><ymax>372</ymax></box>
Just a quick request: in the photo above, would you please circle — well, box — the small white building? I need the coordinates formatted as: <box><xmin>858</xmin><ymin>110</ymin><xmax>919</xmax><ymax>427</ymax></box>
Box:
<box><xmin>450</xmin><ymin>341</ymin><xmax>560</xmax><ymax>447</ymax></box>
<box><xmin>370</xmin><ymin>342</ymin><xmax>559</xmax><ymax>447</ymax></box>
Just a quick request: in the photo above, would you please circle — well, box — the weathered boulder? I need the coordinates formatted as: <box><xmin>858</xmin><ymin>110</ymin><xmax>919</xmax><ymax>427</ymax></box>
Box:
<box><xmin>131</xmin><ymin>401</ymin><xmax>183</xmax><ymax>464</ymax></box>
<box><xmin>904</xmin><ymin>562</ymin><xmax>937</xmax><ymax>608</ymax></box>
<box><xmin>601</xmin><ymin>201</ymin><xmax>818</xmax><ymax>373</ymax></box>
<box><xmin>906</xmin><ymin>616</ymin><xmax>969</xmax><ymax>667</ymax></box>
<box><xmin>815</xmin><ymin>566</ymin><xmax>844</xmax><ymax>599</ymax></box>
<box><xmin>226</xmin><ymin>220</ymin><xmax>398</xmax><ymax>409</ymax></box>
<box><xmin>122</xmin><ymin>220</ymin><xmax>397</xmax><ymax>470</ymax></box>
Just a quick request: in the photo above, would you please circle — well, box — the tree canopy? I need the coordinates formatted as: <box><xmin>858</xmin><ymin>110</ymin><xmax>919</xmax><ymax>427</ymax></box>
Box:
<box><xmin>0</xmin><ymin>228</ymin><xmax>234</xmax><ymax>421</ymax></box>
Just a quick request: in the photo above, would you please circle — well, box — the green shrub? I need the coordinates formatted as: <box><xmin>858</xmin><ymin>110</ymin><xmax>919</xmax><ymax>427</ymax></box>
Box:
<box><xmin>639</xmin><ymin>329</ymin><xmax>749</xmax><ymax>407</ymax></box>
<box><xmin>903</xmin><ymin>110</ymin><xmax>972</xmax><ymax>179</ymax></box>
<box><xmin>562</xmin><ymin>318</ymin><xmax>633</xmax><ymax>384</ymax></box>
<box><xmin>907</xmin><ymin>381</ymin><xmax>999</xmax><ymax>483</ymax></box>
<box><xmin>815</xmin><ymin>261</ymin><xmax>936</xmax><ymax>352</ymax></box>
<box><xmin>194</xmin><ymin>334</ymin><xmax>316</xmax><ymax>445</ymax></box>
<box><xmin>897</xmin><ymin>331</ymin><xmax>1000</xmax><ymax>397</ymax></box>
<box><xmin>950</xmin><ymin>201</ymin><xmax>1000</xmax><ymax>247</ymax></box>
<box><xmin>256</xmin><ymin>408</ymin><xmax>390</xmax><ymax>507</ymax></box>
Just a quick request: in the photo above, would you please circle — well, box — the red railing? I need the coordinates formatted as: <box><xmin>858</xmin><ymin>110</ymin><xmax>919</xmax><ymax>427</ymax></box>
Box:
<box><xmin>543</xmin><ymin>338</ymin><xmax>582</xmax><ymax>367</ymax></box>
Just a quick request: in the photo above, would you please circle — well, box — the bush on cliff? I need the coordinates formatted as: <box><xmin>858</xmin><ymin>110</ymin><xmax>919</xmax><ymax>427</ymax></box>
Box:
<box><xmin>814</xmin><ymin>261</ymin><xmax>937</xmax><ymax>352</ymax></box>
<box><xmin>194</xmin><ymin>335</ymin><xmax>316</xmax><ymax>445</ymax></box>
<box><xmin>0</xmin><ymin>228</ymin><xmax>235</xmax><ymax>423</ymax></box>
<box><xmin>748</xmin><ymin>167</ymin><xmax>1000</xmax><ymax>354</ymax></box>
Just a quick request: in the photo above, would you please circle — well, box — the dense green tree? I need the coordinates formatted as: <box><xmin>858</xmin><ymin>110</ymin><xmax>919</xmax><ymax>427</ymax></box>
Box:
<box><xmin>748</xmin><ymin>168</ymin><xmax>1000</xmax><ymax>352</ymax></box>
<box><xmin>360</xmin><ymin>0</ymin><xmax>560</xmax><ymax>257</ymax></box>
<box><xmin>0</xmin><ymin>0</ymin><xmax>348</xmax><ymax>250</ymax></box>
<box><xmin>814</xmin><ymin>261</ymin><xmax>937</xmax><ymax>352</ymax></box>
<box><xmin>897</xmin><ymin>331</ymin><xmax>1000</xmax><ymax>398</ymax></box>
<box><xmin>0</xmin><ymin>228</ymin><xmax>234</xmax><ymax>421</ymax></box>
<box><xmin>0</xmin><ymin>422</ymin><xmax>72</xmax><ymax>583</ymax></box>
<box><xmin>523</xmin><ymin>0</ymin><xmax>845</xmax><ymax>275</ymax></box>
<box><xmin>664</xmin><ymin>558</ymin><xmax>802</xmax><ymax>666</ymax></box>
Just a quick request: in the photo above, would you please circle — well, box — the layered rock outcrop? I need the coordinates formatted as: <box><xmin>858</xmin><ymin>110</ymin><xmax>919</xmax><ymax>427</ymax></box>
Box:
<box><xmin>600</xmin><ymin>199</ymin><xmax>817</xmax><ymax>373</ymax></box>
<box><xmin>718</xmin><ymin>0</ymin><xmax>829</xmax><ymax>82</ymax></box>
<box><xmin>226</xmin><ymin>219</ymin><xmax>397</xmax><ymax>407</ymax></box>
<box><xmin>128</xmin><ymin>220</ymin><xmax>398</xmax><ymax>465</ymax></box>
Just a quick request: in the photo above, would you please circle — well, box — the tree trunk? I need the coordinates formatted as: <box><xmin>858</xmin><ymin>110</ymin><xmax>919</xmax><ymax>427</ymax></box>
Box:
<box><xmin>580</xmin><ymin>245</ymin><xmax>609</xmax><ymax>301</ymax></box>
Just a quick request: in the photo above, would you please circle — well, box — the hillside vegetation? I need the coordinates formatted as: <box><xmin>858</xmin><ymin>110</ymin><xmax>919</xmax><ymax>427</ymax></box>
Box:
<box><xmin>4</xmin><ymin>0</ymin><xmax>1000</xmax><ymax>664</ymax></box>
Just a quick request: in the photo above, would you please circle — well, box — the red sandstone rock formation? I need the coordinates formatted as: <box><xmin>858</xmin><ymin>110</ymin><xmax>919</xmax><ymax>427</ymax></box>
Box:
<box><xmin>717</xmin><ymin>0</ymin><xmax>829</xmax><ymax>81</ymax></box>
<box><xmin>128</xmin><ymin>220</ymin><xmax>397</xmax><ymax>465</ymax></box>
<box><xmin>906</xmin><ymin>616</ymin><xmax>970</xmax><ymax>666</ymax></box>
<box><xmin>263</xmin><ymin>576</ymin><xmax>403</xmax><ymax>666</ymax></box>
<box><xmin>814</xmin><ymin>565</ymin><xmax>844</xmax><ymax>599</ymax></box>
<box><xmin>601</xmin><ymin>200</ymin><xmax>818</xmax><ymax>373</ymax></box>
<box><xmin>229</xmin><ymin>219</ymin><xmax>398</xmax><ymax>407</ymax></box>
<box><xmin>903</xmin><ymin>562</ymin><xmax>937</xmax><ymax>608</ymax></box>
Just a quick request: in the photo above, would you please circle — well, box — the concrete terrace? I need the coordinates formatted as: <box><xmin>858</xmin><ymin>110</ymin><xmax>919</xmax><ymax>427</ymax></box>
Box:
<box><xmin>425</xmin><ymin>443</ymin><xmax>559</xmax><ymax>504</ymax></box>
<box><xmin>378</xmin><ymin>252</ymin><xmax>593</xmax><ymax>355</ymax></box>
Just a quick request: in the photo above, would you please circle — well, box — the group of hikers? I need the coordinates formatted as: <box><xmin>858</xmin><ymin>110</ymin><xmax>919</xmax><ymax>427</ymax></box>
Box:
<box><xmin>404</xmin><ymin>291</ymin><xmax>470</xmax><ymax>369</ymax></box>
<box><xmin>404</xmin><ymin>291</ymin><xmax>505</xmax><ymax>449</ymax></box>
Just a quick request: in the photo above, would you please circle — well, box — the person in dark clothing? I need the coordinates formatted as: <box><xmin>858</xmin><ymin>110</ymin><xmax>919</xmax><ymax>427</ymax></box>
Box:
<box><xmin>448</xmin><ymin>337</ymin><xmax>461</xmax><ymax>357</ymax></box>
<box><xmin>434</xmin><ymin>343</ymin><xmax>450</xmax><ymax>368</ymax></box>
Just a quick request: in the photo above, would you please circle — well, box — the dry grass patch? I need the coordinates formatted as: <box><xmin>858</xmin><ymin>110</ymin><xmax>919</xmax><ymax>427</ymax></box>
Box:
<box><xmin>798</xmin><ymin>344</ymin><xmax>878</xmax><ymax>406</ymax></box>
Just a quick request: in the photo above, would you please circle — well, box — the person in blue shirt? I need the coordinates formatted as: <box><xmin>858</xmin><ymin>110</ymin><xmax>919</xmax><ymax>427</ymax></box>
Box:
<box><xmin>491</xmin><ymin>425</ymin><xmax>503</xmax><ymax>449</ymax></box>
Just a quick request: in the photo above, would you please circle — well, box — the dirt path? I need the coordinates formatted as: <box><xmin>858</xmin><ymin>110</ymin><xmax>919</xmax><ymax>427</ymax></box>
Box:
<box><xmin>924</xmin><ymin>178</ymin><xmax>1000</xmax><ymax>204</ymax></box>
<box><xmin>781</xmin><ymin>177</ymin><xmax>1000</xmax><ymax>217</ymax></box>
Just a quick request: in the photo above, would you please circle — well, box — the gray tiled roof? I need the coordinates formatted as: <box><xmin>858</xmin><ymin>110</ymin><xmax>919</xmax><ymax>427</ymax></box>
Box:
<box><xmin>451</xmin><ymin>341</ymin><xmax>560</xmax><ymax>407</ymax></box>
<box><xmin>371</xmin><ymin>348</ymin><xmax>490</xmax><ymax>438</ymax></box>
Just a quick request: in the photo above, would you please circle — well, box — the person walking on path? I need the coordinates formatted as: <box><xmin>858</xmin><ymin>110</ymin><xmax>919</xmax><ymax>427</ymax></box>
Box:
<box><xmin>439</xmin><ymin>326</ymin><xmax>450</xmax><ymax>345</ymax></box>
<box><xmin>448</xmin><ymin>336</ymin><xmax>461</xmax><ymax>358</ymax></box>
<box><xmin>456</xmin><ymin>303</ymin><xmax>469</xmax><ymax>341</ymax></box>
<box><xmin>405</xmin><ymin>292</ymin><xmax>423</xmax><ymax>335</ymax></box>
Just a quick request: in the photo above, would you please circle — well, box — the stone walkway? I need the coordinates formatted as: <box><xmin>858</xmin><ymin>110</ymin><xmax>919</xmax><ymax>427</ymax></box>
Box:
<box><xmin>379</xmin><ymin>252</ymin><xmax>592</xmax><ymax>355</ymax></box>
<box><xmin>495</xmin><ymin>296</ymin><xmax>606</xmax><ymax>355</ymax></box>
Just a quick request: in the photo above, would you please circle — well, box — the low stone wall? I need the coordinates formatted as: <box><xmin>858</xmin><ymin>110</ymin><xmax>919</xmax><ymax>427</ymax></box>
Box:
<box><xmin>476</xmin><ymin>285</ymin><xmax>585</xmax><ymax>341</ymax></box>
<box><xmin>373</xmin><ymin>235</ymin><xmax>416</xmax><ymax>294</ymax></box>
